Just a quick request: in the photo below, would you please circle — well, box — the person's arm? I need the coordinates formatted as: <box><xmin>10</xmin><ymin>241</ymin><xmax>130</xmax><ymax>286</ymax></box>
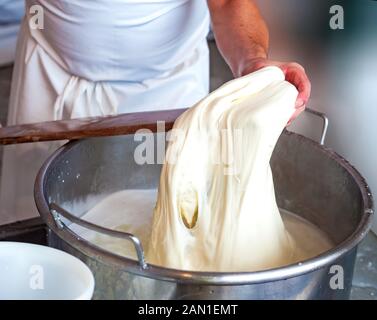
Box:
<box><xmin>207</xmin><ymin>0</ymin><xmax>311</xmax><ymax>122</ymax></box>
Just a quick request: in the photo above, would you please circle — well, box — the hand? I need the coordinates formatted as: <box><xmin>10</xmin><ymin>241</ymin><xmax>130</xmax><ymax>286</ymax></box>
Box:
<box><xmin>239</xmin><ymin>58</ymin><xmax>311</xmax><ymax>125</ymax></box>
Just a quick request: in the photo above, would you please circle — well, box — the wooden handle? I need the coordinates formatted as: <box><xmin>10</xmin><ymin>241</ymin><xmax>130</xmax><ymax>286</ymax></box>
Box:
<box><xmin>0</xmin><ymin>109</ymin><xmax>187</xmax><ymax>145</ymax></box>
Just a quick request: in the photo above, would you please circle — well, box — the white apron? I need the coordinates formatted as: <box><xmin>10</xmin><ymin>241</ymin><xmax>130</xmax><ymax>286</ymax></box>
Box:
<box><xmin>0</xmin><ymin>0</ymin><xmax>210</xmax><ymax>225</ymax></box>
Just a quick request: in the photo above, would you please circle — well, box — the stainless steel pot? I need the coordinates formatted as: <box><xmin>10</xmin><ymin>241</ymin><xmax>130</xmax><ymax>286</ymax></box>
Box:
<box><xmin>34</xmin><ymin>110</ymin><xmax>373</xmax><ymax>300</ymax></box>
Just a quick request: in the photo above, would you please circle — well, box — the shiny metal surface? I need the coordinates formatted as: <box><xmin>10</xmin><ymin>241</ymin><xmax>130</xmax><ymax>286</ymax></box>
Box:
<box><xmin>35</xmin><ymin>131</ymin><xmax>373</xmax><ymax>299</ymax></box>
<box><xmin>50</xmin><ymin>203</ymin><xmax>148</xmax><ymax>269</ymax></box>
<box><xmin>305</xmin><ymin>108</ymin><xmax>328</xmax><ymax>146</ymax></box>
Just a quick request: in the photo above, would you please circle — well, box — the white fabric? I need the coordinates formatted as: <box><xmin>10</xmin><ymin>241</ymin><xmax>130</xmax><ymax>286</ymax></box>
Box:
<box><xmin>29</xmin><ymin>0</ymin><xmax>210</xmax><ymax>82</ymax></box>
<box><xmin>0</xmin><ymin>0</ymin><xmax>210</xmax><ymax>225</ymax></box>
<box><xmin>147</xmin><ymin>67</ymin><xmax>299</xmax><ymax>272</ymax></box>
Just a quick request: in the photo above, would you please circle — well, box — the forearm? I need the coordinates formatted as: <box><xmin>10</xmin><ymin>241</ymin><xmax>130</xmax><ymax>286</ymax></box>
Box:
<box><xmin>207</xmin><ymin>0</ymin><xmax>269</xmax><ymax>77</ymax></box>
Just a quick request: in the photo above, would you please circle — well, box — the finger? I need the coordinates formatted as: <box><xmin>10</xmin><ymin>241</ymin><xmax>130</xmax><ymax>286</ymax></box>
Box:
<box><xmin>286</xmin><ymin>104</ymin><xmax>306</xmax><ymax>127</ymax></box>
<box><xmin>285</xmin><ymin>67</ymin><xmax>311</xmax><ymax>108</ymax></box>
<box><xmin>296</xmin><ymin>72</ymin><xmax>311</xmax><ymax>108</ymax></box>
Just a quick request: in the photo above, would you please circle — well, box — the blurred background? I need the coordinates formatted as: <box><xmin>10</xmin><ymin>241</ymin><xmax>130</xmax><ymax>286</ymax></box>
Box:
<box><xmin>211</xmin><ymin>0</ymin><xmax>377</xmax><ymax>236</ymax></box>
<box><xmin>0</xmin><ymin>0</ymin><xmax>376</xmax><ymax>299</ymax></box>
<box><xmin>262</xmin><ymin>0</ymin><xmax>377</xmax><ymax>236</ymax></box>
<box><xmin>212</xmin><ymin>0</ymin><xmax>377</xmax><ymax>299</ymax></box>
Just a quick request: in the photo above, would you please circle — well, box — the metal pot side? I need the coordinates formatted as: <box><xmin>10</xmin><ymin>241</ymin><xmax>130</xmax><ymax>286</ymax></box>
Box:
<box><xmin>34</xmin><ymin>131</ymin><xmax>374</xmax><ymax>300</ymax></box>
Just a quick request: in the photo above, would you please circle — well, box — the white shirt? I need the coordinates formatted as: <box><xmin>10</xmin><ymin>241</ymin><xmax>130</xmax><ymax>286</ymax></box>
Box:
<box><xmin>30</xmin><ymin>0</ymin><xmax>210</xmax><ymax>82</ymax></box>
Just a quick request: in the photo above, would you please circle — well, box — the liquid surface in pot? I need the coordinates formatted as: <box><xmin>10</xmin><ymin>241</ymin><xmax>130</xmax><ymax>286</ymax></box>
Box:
<box><xmin>67</xmin><ymin>189</ymin><xmax>334</xmax><ymax>271</ymax></box>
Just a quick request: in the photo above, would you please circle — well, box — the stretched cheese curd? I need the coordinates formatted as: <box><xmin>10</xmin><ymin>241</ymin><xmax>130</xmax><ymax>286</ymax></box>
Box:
<box><xmin>147</xmin><ymin>66</ymin><xmax>300</xmax><ymax>271</ymax></box>
<box><xmin>69</xmin><ymin>67</ymin><xmax>333</xmax><ymax>272</ymax></box>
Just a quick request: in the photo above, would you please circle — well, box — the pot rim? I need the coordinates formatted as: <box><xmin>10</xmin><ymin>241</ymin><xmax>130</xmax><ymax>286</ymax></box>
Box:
<box><xmin>34</xmin><ymin>131</ymin><xmax>374</xmax><ymax>285</ymax></box>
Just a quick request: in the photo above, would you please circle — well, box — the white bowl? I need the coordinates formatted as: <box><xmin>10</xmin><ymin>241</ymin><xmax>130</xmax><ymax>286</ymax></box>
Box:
<box><xmin>0</xmin><ymin>242</ymin><xmax>95</xmax><ymax>300</ymax></box>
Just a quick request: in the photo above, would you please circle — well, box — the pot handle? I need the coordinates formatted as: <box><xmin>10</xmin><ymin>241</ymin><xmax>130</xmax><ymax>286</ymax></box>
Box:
<box><xmin>49</xmin><ymin>203</ymin><xmax>148</xmax><ymax>269</ymax></box>
<box><xmin>304</xmin><ymin>108</ymin><xmax>329</xmax><ymax>145</ymax></box>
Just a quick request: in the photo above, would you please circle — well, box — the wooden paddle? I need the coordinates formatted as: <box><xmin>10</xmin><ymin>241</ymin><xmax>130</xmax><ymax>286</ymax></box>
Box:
<box><xmin>0</xmin><ymin>109</ymin><xmax>187</xmax><ymax>145</ymax></box>
<box><xmin>0</xmin><ymin>107</ymin><xmax>327</xmax><ymax>146</ymax></box>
